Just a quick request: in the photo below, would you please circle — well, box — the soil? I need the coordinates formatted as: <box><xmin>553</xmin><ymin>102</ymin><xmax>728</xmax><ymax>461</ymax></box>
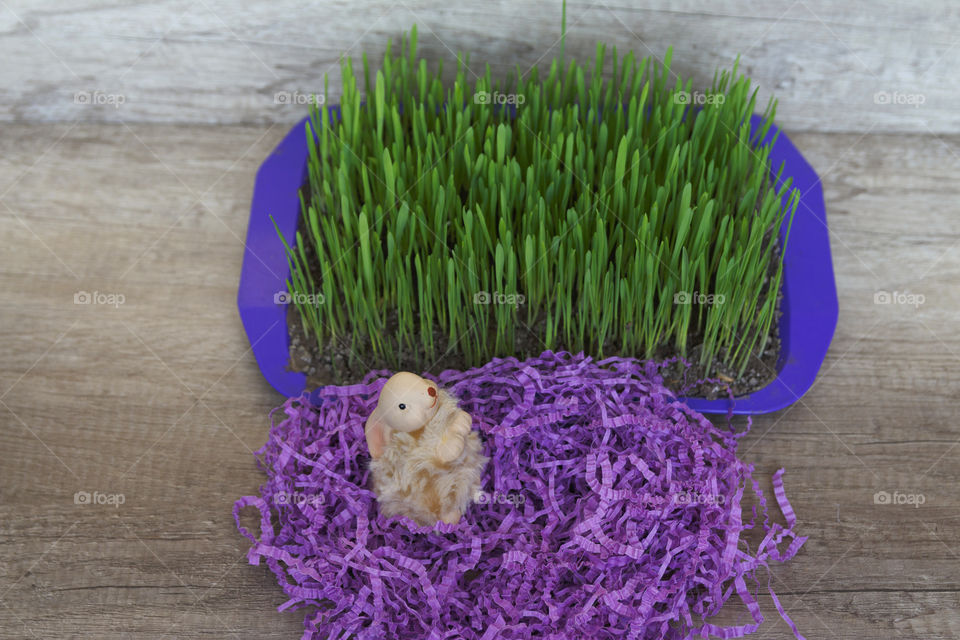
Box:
<box><xmin>285</xmin><ymin>188</ymin><xmax>784</xmax><ymax>402</ymax></box>
<box><xmin>286</xmin><ymin>275</ymin><xmax>783</xmax><ymax>401</ymax></box>
<box><xmin>657</xmin><ymin>295</ymin><xmax>782</xmax><ymax>399</ymax></box>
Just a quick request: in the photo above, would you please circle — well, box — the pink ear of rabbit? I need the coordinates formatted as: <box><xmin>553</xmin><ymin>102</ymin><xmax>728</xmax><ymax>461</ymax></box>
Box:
<box><xmin>364</xmin><ymin>410</ymin><xmax>388</xmax><ymax>458</ymax></box>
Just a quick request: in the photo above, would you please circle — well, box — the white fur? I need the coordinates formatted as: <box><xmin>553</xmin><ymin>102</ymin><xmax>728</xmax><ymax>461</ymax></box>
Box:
<box><xmin>369</xmin><ymin>389</ymin><xmax>487</xmax><ymax>526</ymax></box>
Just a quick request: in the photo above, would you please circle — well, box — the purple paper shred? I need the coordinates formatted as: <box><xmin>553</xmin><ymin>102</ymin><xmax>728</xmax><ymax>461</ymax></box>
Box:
<box><xmin>234</xmin><ymin>351</ymin><xmax>807</xmax><ymax>639</ymax></box>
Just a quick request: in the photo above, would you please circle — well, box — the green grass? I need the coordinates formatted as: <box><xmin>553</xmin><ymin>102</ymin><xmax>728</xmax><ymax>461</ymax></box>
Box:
<box><xmin>277</xmin><ymin>26</ymin><xmax>798</xmax><ymax>379</ymax></box>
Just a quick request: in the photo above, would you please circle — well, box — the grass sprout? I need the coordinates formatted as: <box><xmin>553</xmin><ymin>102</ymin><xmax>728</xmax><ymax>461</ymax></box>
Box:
<box><xmin>277</xmin><ymin>25</ymin><xmax>798</xmax><ymax>379</ymax></box>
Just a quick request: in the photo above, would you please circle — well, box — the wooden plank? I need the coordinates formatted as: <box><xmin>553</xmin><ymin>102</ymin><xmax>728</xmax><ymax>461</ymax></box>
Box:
<box><xmin>0</xmin><ymin>1</ymin><xmax>956</xmax><ymax>132</ymax></box>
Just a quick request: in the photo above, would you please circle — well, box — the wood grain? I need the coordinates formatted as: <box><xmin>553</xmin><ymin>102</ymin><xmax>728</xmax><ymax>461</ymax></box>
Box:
<box><xmin>2</xmin><ymin>2</ymin><xmax>960</xmax><ymax>636</ymax></box>
<box><xmin>0</xmin><ymin>0</ymin><xmax>957</xmax><ymax>133</ymax></box>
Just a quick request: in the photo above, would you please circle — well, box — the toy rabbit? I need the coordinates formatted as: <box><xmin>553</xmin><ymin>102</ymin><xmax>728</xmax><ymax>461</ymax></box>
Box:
<box><xmin>365</xmin><ymin>372</ymin><xmax>487</xmax><ymax>526</ymax></box>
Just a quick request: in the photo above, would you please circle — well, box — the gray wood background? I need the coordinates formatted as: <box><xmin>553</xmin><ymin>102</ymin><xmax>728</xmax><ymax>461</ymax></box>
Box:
<box><xmin>3</xmin><ymin>0</ymin><xmax>956</xmax><ymax>133</ymax></box>
<box><xmin>2</xmin><ymin>1</ymin><xmax>959</xmax><ymax>638</ymax></box>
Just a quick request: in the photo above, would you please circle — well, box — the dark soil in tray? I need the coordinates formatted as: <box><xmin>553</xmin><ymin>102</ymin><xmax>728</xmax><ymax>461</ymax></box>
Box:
<box><xmin>286</xmin><ymin>304</ymin><xmax>781</xmax><ymax>401</ymax></box>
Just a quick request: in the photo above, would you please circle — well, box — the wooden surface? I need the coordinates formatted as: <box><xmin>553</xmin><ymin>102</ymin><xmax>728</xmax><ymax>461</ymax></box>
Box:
<box><xmin>2</xmin><ymin>2</ymin><xmax>960</xmax><ymax>638</ymax></box>
<box><xmin>0</xmin><ymin>0</ymin><xmax>957</xmax><ymax>133</ymax></box>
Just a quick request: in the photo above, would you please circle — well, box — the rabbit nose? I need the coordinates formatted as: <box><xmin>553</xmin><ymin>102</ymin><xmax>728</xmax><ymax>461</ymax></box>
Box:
<box><xmin>427</xmin><ymin>387</ymin><xmax>437</xmax><ymax>397</ymax></box>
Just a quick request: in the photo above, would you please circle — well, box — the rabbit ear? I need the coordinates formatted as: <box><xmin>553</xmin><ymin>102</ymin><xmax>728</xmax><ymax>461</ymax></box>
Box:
<box><xmin>365</xmin><ymin>407</ymin><xmax>390</xmax><ymax>458</ymax></box>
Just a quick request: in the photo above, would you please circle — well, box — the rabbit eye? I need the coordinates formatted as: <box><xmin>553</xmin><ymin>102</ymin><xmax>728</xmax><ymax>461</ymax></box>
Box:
<box><xmin>398</xmin><ymin>403</ymin><xmax>406</xmax><ymax>410</ymax></box>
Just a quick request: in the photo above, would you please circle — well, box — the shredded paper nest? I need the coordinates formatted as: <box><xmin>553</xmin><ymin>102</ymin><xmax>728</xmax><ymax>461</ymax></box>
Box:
<box><xmin>234</xmin><ymin>351</ymin><xmax>806</xmax><ymax>639</ymax></box>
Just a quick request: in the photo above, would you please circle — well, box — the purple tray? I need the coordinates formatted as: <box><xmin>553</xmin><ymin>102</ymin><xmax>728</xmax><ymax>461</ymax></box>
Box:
<box><xmin>238</xmin><ymin>108</ymin><xmax>837</xmax><ymax>415</ymax></box>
